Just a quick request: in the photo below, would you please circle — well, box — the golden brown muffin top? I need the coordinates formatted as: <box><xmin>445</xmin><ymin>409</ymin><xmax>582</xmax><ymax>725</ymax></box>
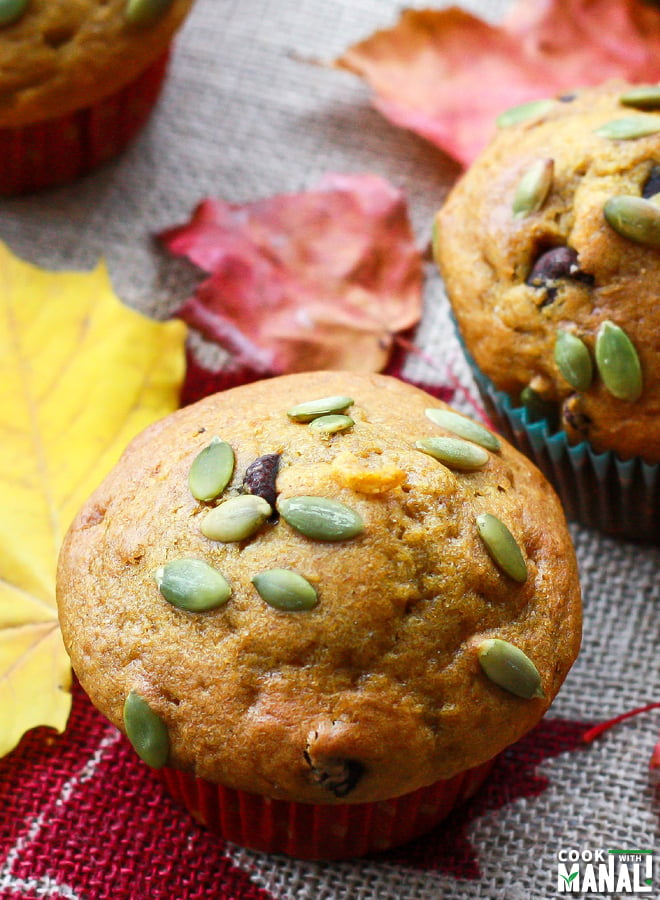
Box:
<box><xmin>435</xmin><ymin>81</ymin><xmax>660</xmax><ymax>462</ymax></box>
<box><xmin>0</xmin><ymin>0</ymin><xmax>194</xmax><ymax>127</ymax></box>
<box><xmin>57</xmin><ymin>372</ymin><xmax>581</xmax><ymax>804</ymax></box>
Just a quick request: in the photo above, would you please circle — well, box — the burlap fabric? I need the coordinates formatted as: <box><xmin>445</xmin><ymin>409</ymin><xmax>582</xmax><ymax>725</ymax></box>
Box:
<box><xmin>1</xmin><ymin>1</ymin><xmax>658</xmax><ymax>898</ymax></box>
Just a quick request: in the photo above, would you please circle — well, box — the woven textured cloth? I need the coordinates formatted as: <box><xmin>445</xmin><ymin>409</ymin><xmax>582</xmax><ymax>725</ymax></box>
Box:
<box><xmin>1</xmin><ymin>0</ymin><xmax>658</xmax><ymax>898</ymax></box>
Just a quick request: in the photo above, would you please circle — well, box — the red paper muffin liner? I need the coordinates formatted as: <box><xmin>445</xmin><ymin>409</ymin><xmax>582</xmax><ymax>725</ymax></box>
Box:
<box><xmin>0</xmin><ymin>51</ymin><xmax>170</xmax><ymax>195</ymax></box>
<box><xmin>158</xmin><ymin>757</ymin><xmax>496</xmax><ymax>859</ymax></box>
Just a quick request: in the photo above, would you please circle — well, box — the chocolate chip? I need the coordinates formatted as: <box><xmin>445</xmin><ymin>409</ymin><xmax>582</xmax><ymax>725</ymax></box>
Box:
<box><xmin>562</xmin><ymin>395</ymin><xmax>592</xmax><ymax>436</ymax></box>
<box><xmin>526</xmin><ymin>247</ymin><xmax>594</xmax><ymax>304</ymax></box>
<box><xmin>558</xmin><ymin>93</ymin><xmax>577</xmax><ymax>103</ymax></box>
<box><xmin>642</xmin><ymin>164</ymin><xmax>660</xmax><ymax>200</ymax></box>
<box><xmin>303</xmin><ymin>751</ymin><xmax>365</xmax><ymax>798</ymax></box>
<box><xmin>243</xmin><ymin>453</ymin><xmax>280</xmax><ymax>509</ymax></box>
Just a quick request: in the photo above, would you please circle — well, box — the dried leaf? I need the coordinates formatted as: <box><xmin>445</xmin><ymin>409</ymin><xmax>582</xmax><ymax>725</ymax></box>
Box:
<box><xmin>159</xmin><ymin>172</ymin><xmax>423</xmax><ymax>374</ymax></box>
<box><xmin>650</xmin><ymin>736</ymin><xmax>660</xmax><ymax>770</ymax></box>
<box><xmin>0</xmin><ymin>244</ymin><xmax>186</xmax><ymax>757</ymax></box>
<box><xmin>335</xmin><ymin>0</ymin><xmax>660</xmax><ymax>166</ymax></box>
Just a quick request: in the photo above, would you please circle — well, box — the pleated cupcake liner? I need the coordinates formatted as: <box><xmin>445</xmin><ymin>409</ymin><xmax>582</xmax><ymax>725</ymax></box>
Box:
<box><xmin>158</xmin><ymin>757</ymin><xmax>496</xmax><ymax>860</ymax></box>
<box><xmin>454</xmin><ymin>331</ymin><xmax>658</xmax><ymax>543</ymax></box>
<box><xmin>0</xmin><ymin>51</ymin><xmax>170</xmax><ymax>195</ymax></box>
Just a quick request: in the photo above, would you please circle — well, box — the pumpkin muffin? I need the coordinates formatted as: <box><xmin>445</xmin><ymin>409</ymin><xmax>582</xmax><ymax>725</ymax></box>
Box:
<box><xmin>57</xmin><ymin>371</ymin><xmax>581</xmax><ymax>858</ymax></box>
<box><xmin>0</xmin><ymin>0</ymin><xmax>195</xmax><ymax>194</ymax></box>
<box><xmin>434</xmin><ymin>81</ymin><xmax>660</xmax><ymax>541</ymax></box>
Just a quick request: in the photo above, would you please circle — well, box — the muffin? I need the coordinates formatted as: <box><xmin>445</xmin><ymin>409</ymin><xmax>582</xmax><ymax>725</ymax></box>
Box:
<box><xmin>56</xmin><ymin>371</ymin><xmax>581</xmax><ymax>859</ymax></box>
<box><xmin>434</xmin><ymin>81</ymin><xmax>660</xmax><ymax>542</ymax></box>
<box><xmin>0</xmin><ymin>0</ymin><xmax>195</xmax><ymax>195</ymax></box>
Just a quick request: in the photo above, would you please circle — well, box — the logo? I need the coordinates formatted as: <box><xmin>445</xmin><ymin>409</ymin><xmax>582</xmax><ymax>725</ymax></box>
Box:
<box><xmin>557</xmin><ymin>848</ymin><xmax>654</xmax><ymax>893</ymax></box>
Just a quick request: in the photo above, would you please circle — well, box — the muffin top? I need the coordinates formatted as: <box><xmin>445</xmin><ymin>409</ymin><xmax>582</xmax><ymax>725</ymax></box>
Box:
<box><xmin>0</xmin><ymin>0</ymin><xmax>195</xmax><ymax>127</ymax></box>
<box><xmin>57</xmin><ymin>372</ymin><xmax>581</xmax><ymax>804</ymax></box>
<box><xmin>435</xmin><ymin>81</ymin><xmax>660</xmax><ymax>462</ymax></box>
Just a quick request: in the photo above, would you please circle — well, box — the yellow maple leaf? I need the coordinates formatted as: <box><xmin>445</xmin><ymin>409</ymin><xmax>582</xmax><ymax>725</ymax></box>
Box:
<box><xmin>0</xmin><ymin>243</ymin><xmax>187</xmax><ymax>758</ymax></box>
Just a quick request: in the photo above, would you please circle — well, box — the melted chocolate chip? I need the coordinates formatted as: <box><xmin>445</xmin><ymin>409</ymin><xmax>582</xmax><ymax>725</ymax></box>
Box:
<box><xmin>562</xmin><ymin>396</ymin><xmax>592</xmax><ymax>436</ymax></box>
<box><xmin>303</xmin><ymin>751</ymin><xmax>365</xmax><ymax>798</ymax></box>
<box><xmin>243</xmin><ymin>453</ymin><xmax>280</xmax><ymax>509</ymax></box>
<box><xmin>642</xmin><ymin>164</ymin><xmax>660</xmax><ymax>200</ymax></box>
<box><xmin>526</xmin><ymin>247</ymin><xmax>594</xmax><ymax>304</ymax></box>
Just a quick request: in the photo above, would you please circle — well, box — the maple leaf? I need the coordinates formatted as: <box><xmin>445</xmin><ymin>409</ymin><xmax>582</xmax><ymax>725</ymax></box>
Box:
<box><xmin>159</xmin><ymin>173</ymin><xmax>423</xmax><ymax>374</ymax></box>
<box><xmin>0</xmin><ymin>244</ymin><xmax>187</xmax><ymax>758</ymax></box>
<box><xmin>334</xmin><ymin>0</ymin><xmax>660</xmax><ymax>166</ymax></box>
<box><xmin>383</xmin><ymin>717</ymin><xmax>593</xmax><ymax>878</ymax></box>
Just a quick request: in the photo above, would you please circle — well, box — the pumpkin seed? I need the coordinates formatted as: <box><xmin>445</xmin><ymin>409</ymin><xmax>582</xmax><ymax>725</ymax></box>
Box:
<box><xmin>594</xmin><ymin>115</ymin><xmax>660</xmax><ymax>140</ymax></box>
<box><xmin>594</xmin><ymin>320</ymin><xmax>643</xmax><ymax>402</ymax></box>
<box><xmin>496</xmin><ymin>98</ymin><xmax>554</xmax><ymax>128</ymax></box>
<box><xmin>415</xmin><ymin>437</ymin><xmax>489</xmax><ymax>471</ymax></box>
<box><xmin>620</xmin><ymin>85</ymin><xmax>660</xmax><ymax>110</ymax></box>
<box><xmin>278</xmin><ymin>495</ymin><xmax>364</xmax><ymax>541</ymax></box>
<box><xmin>125</xmin><ymin>0</ymin><xmax>175</xmax><ymax>25</ymax></box>
<box><xmin>512</xmin><ymin>158</ymin><xmax>554</xmax><ymax>218</ymax></box>
<box><xmin>425</xmin><ymin>408</ymin><xmax>500</xmax><ymax>451</ymax></box>
<box><xmin>520</xmin><ymin>386</ymin><xmax>558</xmax><ymax>426</ymax></box>
<box><xmin>603</xmin><ymin>195</ymin><xmax>660</xmax><ymax>248</ymax></box>
<box><xmin>309</xmin><ymin>414</ymin><xmax>355</xmax><ymax>435</ymax></box>
<box><xmin>554</xmin><ymin>330</ymin><xmax>593</xmax><ymax>391</ymax></box>
<box><xmin>153</xmin><ymin>558</ymin><xmax>231</xmax><ymax>611</ymax></box>
<box><xmin>476</xmin><ymin>639</ymin><xmax>545</xmax><ymax>699</ymax></box>
<box><xmin>476</xmin><ymin>513</ymin><xmax>527</xmax><ymax>582</ymax></box>
<box><xmin>252</xmin><ymin>568</ymin><xmax>318</xmax><ymax>611</ymax></box>
<box><xmin>287</xmin><ymin>395</ymin><xmax>353</xmax><ymax>422</ymax></box>
<box><xmin>123</xmin><ymin>691</ymin><xmax>170</xmax><ymax>769</ymax></box>
<box><xmin>0</xmin><ymin>0</ymin><xmax>28</xmax><ymax>27</ymax></box>
<box><xmin>188</xmin><ymin>437</ymin><xmax>235</xmax><ymax>502</ymax></box>
<box><xmin>201</xmin><ymin>494</ymin><xmax>272</xmax><ymax>542</ymax></box>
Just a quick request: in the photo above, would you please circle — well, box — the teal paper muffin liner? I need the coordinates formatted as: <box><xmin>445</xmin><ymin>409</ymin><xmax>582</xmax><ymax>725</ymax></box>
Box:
<box><xmin>453</xmin><ymin>328</ymin><xmax>658</xmax><ymax>543</ymax></box>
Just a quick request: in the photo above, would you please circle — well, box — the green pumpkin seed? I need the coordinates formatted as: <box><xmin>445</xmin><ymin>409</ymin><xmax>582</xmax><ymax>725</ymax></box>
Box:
<box><xmin>123</xmin><ymin>691</ymin><xmax>170</xmax><ymax>768</ymax></box>
<box><xmin>278</xmin><ymin>495</ymin><xmax>364</xmax><ymax>541</ymax></box>
<box><xmin>603</xmin><ymin>195</ymin><xmax>660</xmax><ymax>248</ymax></box>
<box><xmin>0</xmin><ymin>0</ymin><xmax>28</xmax><ymax>27</ymax></box>
<box><xmin>309</xmin><ymin>414</ymin><xmax>355</xmax><ymax>435</ymax></box>
<box><xmin>594</xmin><ymin>115</ymin><xmax>660</xmax><ymax>140</ymax></box>
<box><xmin>519</xmin><ymin>386</ymin><xmax>557</xmax><ymax>424</ymax></box>
<box><xmin>496</xmin><ymin>98</ymin><xmax>554</xmax><ymax>129</ymax></box>
<box><xmin>201</xmin><ymin>494</ymin><xmax>272</xmax><ymax>542</ymax></box>
<box><xmin>476</xmin><ymin>639</ymin><xmax>545</xmax><ymax>699</ymax></box>
<box><xmin>153</xmin><ymin>558</ymin><xmax>231</xmax><ymax>611</ymax></box>
<box><xmin>425</xmin><ymin>408</ymin><xmax>500</xmax><ymax>451</ymax></box>
<box><xmin>594</xmin><ymin>320</ymin><xmax>643</xmax><ymax>402</ymax></box>
<box><xmin>554</xmin><ymin>330</ymin><xmax>593</xmax><ymax>391</ymax></box>
<box><xmin>188</xmin><ymin>436</ymin><xmax>235</xmax><ymax>502</ymax></box>
<box><xmin>476</xmin><ymin>513</ymin><xmax>528</xmax><ymax>582</ymax></box>
<box><xmin>415</xmin><ymin>437</ymin><xmax>489</xmax><ymax>471</ymax></box>
<box><xmin>512</xmin><ymin>158</ymin><xmax>554</xmax><ymax>218</ymax></box>
<box><xmin>252</xmin><ymin>568</ymin><xmax>318</xmax><ymax>611</ymax></box>
<box><xmin>620</xmin><ymin>85</ymin><xmax>660</xmax><ymax>110</ymax></box>
<box><xmin>287</xmin><ymin>395</ymin><xmax>354</xmax><ymax>422</ymax></box>
<box><xmin>125</xmin><ymin>0</ymin><xmax>175</xmax><ymax>26</ymax></box>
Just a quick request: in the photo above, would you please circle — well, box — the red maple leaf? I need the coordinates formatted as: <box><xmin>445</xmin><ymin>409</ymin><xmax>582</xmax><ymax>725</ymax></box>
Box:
<box><xmin>381</xmin><ymin>717</ymin><xmax>593</xmax><ymax>878</ymax></box>
<box><xmin>334</xmin><ymin>0</ymin><xmax>660</xmax><ymax>165</ymax></box>
<box><xmin>159</xmin><ymin>173</ymin><xmax>423</xmax><ymax>376</ymax></box>
<box><xmin>0</xmin><ymin>683</ymin><xmax>593</xmax><ymax>893</ymax></box>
